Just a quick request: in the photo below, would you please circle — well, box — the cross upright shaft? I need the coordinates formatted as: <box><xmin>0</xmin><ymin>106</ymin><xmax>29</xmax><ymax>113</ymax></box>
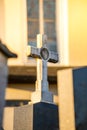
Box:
<box><xmin>27</xmin><ymin>34</ymin><xmax>58</xmax><ymax>103</ymax></box>
<box><xmin>36</xmin><ymin>34</ymin><xmax>48</xmax><ymax>92</ymax></box>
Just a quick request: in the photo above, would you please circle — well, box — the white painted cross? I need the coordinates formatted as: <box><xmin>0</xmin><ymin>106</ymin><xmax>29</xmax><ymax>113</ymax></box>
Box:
<box><xmin>27</xmin><ymin>34</ymin><xmax>58</xmax><ymax>103</ymax></box>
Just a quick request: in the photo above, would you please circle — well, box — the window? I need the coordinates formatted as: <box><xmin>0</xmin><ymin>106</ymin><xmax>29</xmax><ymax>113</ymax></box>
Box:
<box><xmin>27</xmin><ymin>0</ymin><xmax>57</xmax><ymax>52</ymax></box>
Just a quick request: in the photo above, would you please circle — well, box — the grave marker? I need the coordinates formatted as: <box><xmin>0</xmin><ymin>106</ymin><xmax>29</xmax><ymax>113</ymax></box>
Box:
<box><xmin>27</xmin><ymin>34</ymin><xmax>58</xmax><ymax>103</ymax></box>
<box><xmin>3</xmin><ymin>34</ymin><xmax>58</xmax><ymax>130</ymax></box>
<box><xmin>3</xmin><ymin>35</ymin><xmax>59</xmax><ymax>130</ymax></box>
<box><xmin>0</xmin><ymin>40</ymin><xmax>17</xmax><ymax>130</ymax></box>
<box><xmin>11</xmin><ymin>34</ymin><xmax>59</xmax><ymax>130</ymax></box>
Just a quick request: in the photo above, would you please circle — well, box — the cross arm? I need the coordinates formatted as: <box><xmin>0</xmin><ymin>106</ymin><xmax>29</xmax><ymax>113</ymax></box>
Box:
<box><xmin>48</xmin><ymin>51</ymin><xmax>58</xmax><ymax>63</ymax></box>
<box><xmin>27</xmin><ymin>45</ymin><xmax>58</xmax><ymax>63</ymax></box>
<box><xmin>27</xmin><ymin>45</ymin><xmax>40</xmax><ymax>58</ymax></box>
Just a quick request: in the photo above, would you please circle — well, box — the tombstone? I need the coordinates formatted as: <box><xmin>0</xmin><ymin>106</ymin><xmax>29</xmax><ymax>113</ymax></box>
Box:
<box><xmin>0</xmin><ymin>40</ymin><xmax>17</xmax><ymax>130</ymax></box>
<box><xmin>57</xmin><ymin>67</ymin><xmax>87</xmax><ymax>130</ymax></box>
<box><xmin>10</xmin><ymin>34</ymin><xmax>58</xmax><ymax>130</ymax></box>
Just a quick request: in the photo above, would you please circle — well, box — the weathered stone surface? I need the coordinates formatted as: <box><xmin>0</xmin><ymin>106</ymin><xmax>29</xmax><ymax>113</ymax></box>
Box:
<box><xmin>14</xmin><ymin>105</ymin><xmax>33</xmax><ymax>130</ymax></box>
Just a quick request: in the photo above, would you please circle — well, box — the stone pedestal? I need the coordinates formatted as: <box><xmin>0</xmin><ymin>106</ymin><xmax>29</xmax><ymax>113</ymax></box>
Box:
<box><xmin>19</xmin><ymin>34</ymin><xmax>59</xmax><ymax>130</ymax></box>
<box><xmin>13</xmin><ymin>102</ymin><xmax>59</xmax><ymax>130</ymax></box>
<box><xmin>58</xmin><ymin>67</ymin><xmax>87</xmax><ymax>130</ymax></box>
<box><xmin>31</xmin><ymin>91</ymin><xmax>53</xmax><ymax>103</ymax></box>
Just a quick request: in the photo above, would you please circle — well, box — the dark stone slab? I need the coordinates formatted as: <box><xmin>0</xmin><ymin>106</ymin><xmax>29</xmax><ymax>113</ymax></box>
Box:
<box><xmin>73</xmin><ymin>67</ymin><xmax>87</xmax><ymax>130</ymax></box>
<box><xmin>33</xmin><ymin>102</ymin><xmax>59</xmax><ymax>130</ymax></box>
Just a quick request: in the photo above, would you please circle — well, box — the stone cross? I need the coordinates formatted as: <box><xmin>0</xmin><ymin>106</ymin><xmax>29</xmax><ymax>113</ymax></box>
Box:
<box><xmin>27</xmin><ymin>34</ymin><xmax>58</xmax><ymax>103</ymax></box>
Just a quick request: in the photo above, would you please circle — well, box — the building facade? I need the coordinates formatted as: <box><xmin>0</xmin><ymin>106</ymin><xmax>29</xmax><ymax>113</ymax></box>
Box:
<box><xmin>0</xmin><ymin>0</ymin><xmax>87</xmax><ymax>106</ymax></box>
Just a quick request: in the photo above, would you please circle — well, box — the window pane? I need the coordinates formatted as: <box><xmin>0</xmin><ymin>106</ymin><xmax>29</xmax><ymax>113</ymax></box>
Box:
<box><xmin>44</xmin><ymin>0</ymin><xmax>55</xmax><ymax>19</ymax></box>
<box><xmin>47</xmin><ymin>41</ymin><xmax>57</xmax><ymax>52</ymax></box>
<box><xmin>43</xmin><ymin>0</ymin><xmax>57</xmax><ymax>52</ymax></box>
<box><xmin>28</xmin><ymin>21</ymin><xmax>39</xmax><ymax>39</ymax></box>
<box><xmin>27</xmin><ymin>0</ymin><xmax>39</xmax><ymax>46</ymax></box>
<box><xmin>44</xmin><ymin>22</ymin><xmax>56</xmax><ymax>40</ymax></box>
<box><xmin>27</xmin><ymin>0</ymin><xmax>39</xmax><ymax>18</ymax></box>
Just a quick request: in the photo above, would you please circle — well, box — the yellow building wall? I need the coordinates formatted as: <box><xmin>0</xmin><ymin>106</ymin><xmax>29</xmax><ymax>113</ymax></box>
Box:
<box><xmin>1</xmin><ymin>0</ymin><xmax>87</xmax><ymax>67</ymax></box>
<box><xmin>0</xmin><ymin>0</ymin><xmax>28</xmax><ymax>66</ymax></box>
<box><xmin>57</xmin><ymin>0</ymin><xmax>87</xmax><ymax>66</ymax></box>
<box><xmin>68</xmin><ymin>0</ymin><xmax>87</xmax><ymax>66</ymax></box>
<box><xmin>0</xmin><ymin>0</ymin><xmax>5</xmax><ymax>41</ymax></box>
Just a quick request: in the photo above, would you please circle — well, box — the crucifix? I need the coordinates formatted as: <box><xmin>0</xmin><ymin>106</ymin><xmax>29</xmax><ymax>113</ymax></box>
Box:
<box><xmin>27</xmin><ymin>34</ymin><xmax>58</xmax><ymax>103</ymax></box>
